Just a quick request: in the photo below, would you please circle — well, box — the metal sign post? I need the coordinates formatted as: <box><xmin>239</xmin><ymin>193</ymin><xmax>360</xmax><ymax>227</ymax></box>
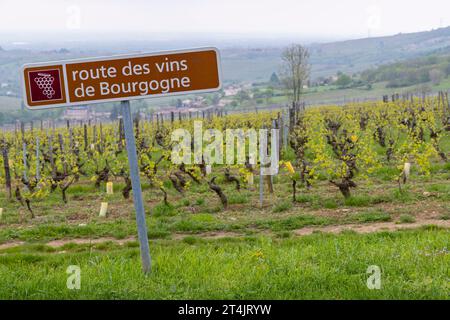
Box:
<box><xmin>121</xmin><ymin>100</ymin><xmax>151</xmax><ymax>274</ymax></box>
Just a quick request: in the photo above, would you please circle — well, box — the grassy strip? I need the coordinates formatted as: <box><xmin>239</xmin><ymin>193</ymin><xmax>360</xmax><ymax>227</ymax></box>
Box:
<box><xmin>0</xmin><ymin>228</ymin><xmax>448</xmax><ymax>299</ymax></box>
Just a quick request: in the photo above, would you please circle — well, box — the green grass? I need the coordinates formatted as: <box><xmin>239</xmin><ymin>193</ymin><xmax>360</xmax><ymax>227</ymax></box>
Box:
<box><xmin>255</xmin><ymin>214</ymin><xmax>332</xmax><ymax>232</ymax></box>
<box><xmin>0</xmin><ymin>229</ymin><xmax>448</xmax><ymax>299</ymax></box>
<box><xmin>182</xmin><ymin>235</ymin><xmax>203</xmax><ymax>245</ymax></box>
<box><xmin>353</xmin><ymin>211</ymin><xmax>392</xmax><ymax>223</ymax></box>
<box><xmin>178</xmin><ymin>199</ymin><xmax>191</xmax><ymax>207</ymax></box>
<box><xmin>228</xmin><ymin>193</ymin><xmax>250</xmax><ymax>205</ymax></box>
<box><xmin>152</xmin><ymin>203</ymin><xmax>176</xmax><ymax>217</ymax></box>
<box><xmin>323</xmin><ymin>199</ymin><xmax>338</xmax><ymax>209</ymax></box>
<box><xmin>272</xmin><ymin>200</ymin><xmax>293</xmax><ymax>213</ymax></box>
<box><xmin>295</xmin><ymin>194</ymin><xmax>318</xmax><ymax>204</ymax></box>
<box><xmin>371</xmin><ymin>166</ymin><xmax>400</xmax><ymax>182</ymax></box>
<box><xmin>195</xmin><ymin>198</ymin><xmax>205</xmax><ymax>205</ymax></box>
<box><xmin>425</xmin><ymin>184</ymin><xmax>450</xmax><ymax>201</ymax></box>
<box><xmin>391</xmin><ymin>188</ymin><xmax>418</xmax><ymax>203</ymax></box>
<box><xmin>398</xmin><ymin>214</ymin><xmax>416</xmax><ymax>224</ymax></box>
<box><xmin>344</xmin><ymin>196</ymin><xmax>372</xmax><ymax>207</ymax></box>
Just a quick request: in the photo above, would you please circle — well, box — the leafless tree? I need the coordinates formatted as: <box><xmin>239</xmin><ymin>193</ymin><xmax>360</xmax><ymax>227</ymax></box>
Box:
<box><xmin>280</xmin><ymin>44</ymin><xmax>310</xmax><ymax>103</ymax></box>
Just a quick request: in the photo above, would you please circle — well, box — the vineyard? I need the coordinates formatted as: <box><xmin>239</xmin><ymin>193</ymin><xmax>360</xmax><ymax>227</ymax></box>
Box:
<box><xmin>0</xmin><ymin>95</ymin><xmax>449</xmax><ymax>299</ymax></box>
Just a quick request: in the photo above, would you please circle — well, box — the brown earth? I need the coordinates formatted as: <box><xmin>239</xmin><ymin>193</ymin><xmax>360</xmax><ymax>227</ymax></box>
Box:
<box><xmin>294</xmin><ymin>219</ymin><xmax>450</xmax><ymax>236</ymax></box>
<box><xmin>0</xmin><ymin>219</ymin><xmax>448</xmax><ymax>252</ymax></box>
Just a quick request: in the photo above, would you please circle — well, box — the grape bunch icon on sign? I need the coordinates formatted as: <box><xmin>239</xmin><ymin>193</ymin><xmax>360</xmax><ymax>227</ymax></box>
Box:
<box><xmin>34</xmin><ymin>73</ymin><xmax>56</xmax><ymax>99</ymax></box>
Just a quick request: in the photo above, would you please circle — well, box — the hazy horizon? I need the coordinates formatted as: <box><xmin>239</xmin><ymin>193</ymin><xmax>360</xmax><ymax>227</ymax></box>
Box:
<box><xmin>1</xmin><ymin>27</ymin><xmax>449</xmax><ymax>52</ymax></box>
<box><xmin>1</xmin><ymin>0</ymin><xmax>449</xmax><ymax>49</ymax></box>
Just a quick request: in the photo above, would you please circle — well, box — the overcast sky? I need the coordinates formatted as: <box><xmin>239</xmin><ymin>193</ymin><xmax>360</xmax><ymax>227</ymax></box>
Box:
<box><xmin>1</xmin><ymin>0</ymin><xmax>449</xmax><ymax>40</ymax></box>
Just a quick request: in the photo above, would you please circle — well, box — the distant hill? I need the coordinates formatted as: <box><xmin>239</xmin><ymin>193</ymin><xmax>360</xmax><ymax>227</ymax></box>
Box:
<box><xmin>2</xmin><ymin>27</ymin><xmax>450</xmax><ymax>93</ymax></box>
<box><xmin>310</xmin><ymin>26</ymin><xmax>450</xmax><ymax>79</ymax></box>
<box><xmin>359</xmin><ymin>47</ymin><xmax>450</xmax><ymax>88</ymax></box>
<box><xmin>223</xmin><ymin>27</ymin><xmax>450</xmax><ymax>82</ymax></box>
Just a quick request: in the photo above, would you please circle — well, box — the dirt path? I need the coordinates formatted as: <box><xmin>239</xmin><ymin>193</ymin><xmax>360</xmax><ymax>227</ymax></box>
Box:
<box><xmin>0</xmin><ymin>241</ymin><xmax>25</xmax><ymax>250</ymax></box>
<box><xmin>46</xmin><ymin>237</ymin><xmax>136</xmax><ymax>247</ymax></box>
<box><xmin>0</xmin><ymin>220</ymin><xmax>449</xmax><ymax>251</ymax></box>
<box><xmin>171</xmin><ymin>231</ymin><xmax>242</xmax><ymax>240</ymax></box>
<box><xmin>0</xmin><ymin>231</ymin><xmax>241</xmax><ymax>251</ymax></box>
<box><xmin>294</xmin><ymin>219</ymin><xmax>450</xmax><ymax>236</ymax></box>
<box><xmin>0</xmin><ymin>238</ymin><xmax>136</xmax><ymax>251</ymax></box>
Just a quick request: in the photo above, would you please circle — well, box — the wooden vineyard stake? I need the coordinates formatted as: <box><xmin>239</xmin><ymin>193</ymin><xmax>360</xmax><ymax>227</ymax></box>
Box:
<box><xmin>99</xmin><ymin>202</ymin><xmax>108</xmax><ymax>217</ymax></box>
<box><xmin>1</xmin><ymin>142</ymin><xmax>12</xmax><ymax>200</ymax></box>
<box><xmin>106</xmin><ymin>182</ymin><xmax>114</xmax><ymax>195</ymax></box>
<box><xmin>247</xmin><ymin>173</ymin><xmax>254</xmax><ymax>186</ymax></box>
<box><xmin>403</xmin><ymin>162</ymin><xmax>411</xmax><ymax>181</ymax></box>
<box><xmin>22</xmin><ymin>142</ymin><xmax>28</xmax><ymax>188</ymax></box>
<box><xmin>35</xmin><ymin>137</ymin><xmax>40</xmax><ymax>181</ymax></box>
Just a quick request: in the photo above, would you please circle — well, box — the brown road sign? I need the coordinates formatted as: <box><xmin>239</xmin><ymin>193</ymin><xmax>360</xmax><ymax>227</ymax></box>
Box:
<box><xmin>21</xmin><ymin>47</ymin><xmax>221</xmax><ymax>109</ymax></box>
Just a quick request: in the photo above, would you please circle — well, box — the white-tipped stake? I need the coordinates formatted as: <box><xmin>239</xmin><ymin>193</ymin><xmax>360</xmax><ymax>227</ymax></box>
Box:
<box><xmin>106</xmin><ymin>182</ymin><xmax>114</xmax><ymax>195</ymax></box>
<box><xmin>99</xmin><ymin>202</ymin><xmax>108</xmax><ymax>217</ymax></box>
<box><xmin>205</xmin><ymin>165</ymin><xmax>212</xmax><ymax>175</ymax></box>
<box><xmin>247</xmin><ymin>173</ymin><xmax>254</xmax><ymax>186</ymax></box>
<box><xmin>0</xmin><ymin>208</ymin><xmax>3</xmax><ymax>219</ymax></box>
<box><xmin>403</xmin><ymin>162</ymin><xmax>411</xmax><ymax>179</ymax></box>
